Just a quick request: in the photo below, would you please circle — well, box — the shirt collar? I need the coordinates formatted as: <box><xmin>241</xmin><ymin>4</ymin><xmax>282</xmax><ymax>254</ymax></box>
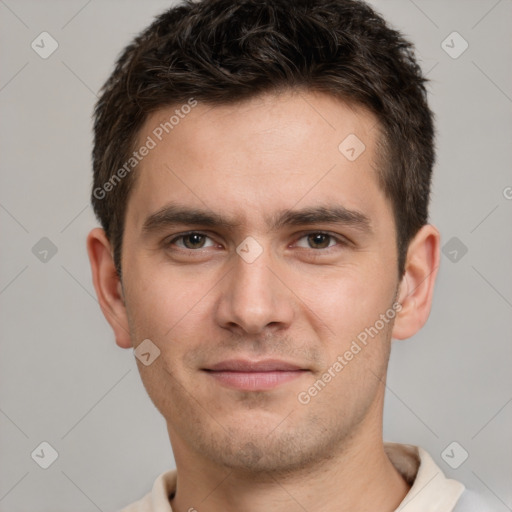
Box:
<box><xmin>385</xmin><ymin>442</ymin><xmax>465</xmax><ymax>511</ymax></box>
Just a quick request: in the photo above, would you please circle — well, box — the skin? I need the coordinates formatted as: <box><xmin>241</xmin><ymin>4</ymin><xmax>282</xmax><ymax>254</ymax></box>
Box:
<box><xmin>88</xmin><ymin>89</ymin><xmax>440</xmax><ymax>512</ymax></box>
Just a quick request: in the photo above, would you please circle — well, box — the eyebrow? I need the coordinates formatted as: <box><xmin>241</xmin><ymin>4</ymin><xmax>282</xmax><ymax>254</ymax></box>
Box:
<box><xmin>141</xmin><ymin>203</ymin><xmax>373</xmax><ymax>235</ymax></box>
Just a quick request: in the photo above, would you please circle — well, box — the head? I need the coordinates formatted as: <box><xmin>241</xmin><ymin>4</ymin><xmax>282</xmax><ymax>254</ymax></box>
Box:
<box><xmin>88</xmin><ymin>0</ymin><xmax>440</xmax><ymax>475</ymax></box>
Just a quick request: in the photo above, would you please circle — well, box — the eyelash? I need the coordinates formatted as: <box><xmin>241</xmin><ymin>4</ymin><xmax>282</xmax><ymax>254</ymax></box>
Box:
<box><xmin>165</xmin><ymin>231</ymin><xmax>349</xmax><ymax>253</ymax></box>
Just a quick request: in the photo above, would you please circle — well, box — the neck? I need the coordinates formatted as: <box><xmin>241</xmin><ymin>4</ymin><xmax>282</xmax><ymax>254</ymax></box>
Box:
<box><xmin>168</xmin><ymin>423</ymin><xmax>410</xmax><ymax>512</ymax></box>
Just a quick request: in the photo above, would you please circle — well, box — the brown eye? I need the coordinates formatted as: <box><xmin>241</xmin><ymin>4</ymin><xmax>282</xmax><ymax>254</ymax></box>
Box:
<box><xmin>307</xmin><ymin>233</ymin><xmax>332</xmax><ymax>249</ymax></box>
<box><xmin>295</xmin><ymin>232</ymin><xmax>343</xmax><ymax>250</ymax></box>
<box><xmin>167</xmin><ymin>232</ymin><xmax>215</xmax><ymax>250</ymax></box>
<box><xmin>182</xmin><ymin>233</ymin><xmax>206</xmax><ymax>249</ymax></box>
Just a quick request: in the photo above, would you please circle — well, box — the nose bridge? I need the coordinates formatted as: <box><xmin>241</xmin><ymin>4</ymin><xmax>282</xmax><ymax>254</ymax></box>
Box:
<box><xmin>216</xmin><ymin>241</ymin><xmax>294</xmax><ymax>334</ymax></box>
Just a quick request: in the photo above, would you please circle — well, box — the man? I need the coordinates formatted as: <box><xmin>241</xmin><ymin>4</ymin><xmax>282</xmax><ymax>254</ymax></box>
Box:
<box><xmin>87</xmin><ymin>0</ymin><xmax>490</xmax><ymax>510</ymax></box>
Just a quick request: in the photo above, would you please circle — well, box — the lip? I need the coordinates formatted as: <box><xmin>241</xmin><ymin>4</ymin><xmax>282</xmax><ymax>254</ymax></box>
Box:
<box><xmin>204</xmin><ymin>359</ymin><xmax>308</xmax><ymax>391</ymax></box>
<box><xmin>207</xmin><ymin>359</ymin><xmax>304</xmax><ymax>372</ymax></box>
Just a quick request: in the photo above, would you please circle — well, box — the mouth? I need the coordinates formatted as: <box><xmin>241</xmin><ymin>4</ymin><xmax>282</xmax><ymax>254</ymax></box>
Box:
<box><xmin>203</xmin><ymin>359</ymin><xmax>309</xmax><ymax>391</ymax></box>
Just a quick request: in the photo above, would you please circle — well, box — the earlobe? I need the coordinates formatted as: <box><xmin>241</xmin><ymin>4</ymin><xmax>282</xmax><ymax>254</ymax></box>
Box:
<box><xmin>392</xmin><ymin>224</ymin><xmax>440</xmax><ymax>341</ymax></box>
<box><xmin>86</xmin><ymin>228</ymin><xmax>132</xmax><ymax>349</ymax></box>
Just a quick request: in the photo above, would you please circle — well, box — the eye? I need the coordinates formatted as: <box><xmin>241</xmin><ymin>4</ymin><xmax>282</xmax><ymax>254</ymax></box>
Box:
<box><xmin>167</xmin><ymin>232</ymin><xmax>217</xmax><ymax>250</ymax></box>
<box><xmin>294</xmin><ymin>232</ymin><xmax>347</xmax><ymax>250</ymax></box>
<box><xmin>164</xmin><ymin>231</ymin><xmax>348</xmax><ymax>253</ymax></box>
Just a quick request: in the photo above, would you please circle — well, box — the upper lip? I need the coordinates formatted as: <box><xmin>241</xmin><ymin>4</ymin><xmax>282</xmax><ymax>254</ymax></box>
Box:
<box><xmin>205</xmin><ymin>359</ymin><xmax>305</xmax><ymax>372</ymax></box>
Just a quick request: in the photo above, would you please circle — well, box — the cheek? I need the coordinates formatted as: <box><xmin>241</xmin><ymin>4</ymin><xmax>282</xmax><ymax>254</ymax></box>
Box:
<box><xmin>302</xmin><ymin>266</ymin><xmax>397</xmax><ymax>385</ymax></box>
<box><xmin>124</xmin><ymin>267</ymin><xmax>218</xmax><ymax>376</ymax></box>
<box><xmin>308</xmin><ymin>267</ymin><xmax>393</xmax><ymax>329</ymax></box>
<box><xmin>125</xmin><ymin>262</ymin><xmax>202</xmax><ymax>329</ymax></box>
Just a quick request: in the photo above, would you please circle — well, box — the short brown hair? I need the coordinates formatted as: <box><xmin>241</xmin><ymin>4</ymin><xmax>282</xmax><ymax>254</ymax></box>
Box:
<box><xmin>92</xmin><ymin>0</ymin><xmax>435</xmax><ymax>278</ymax></box>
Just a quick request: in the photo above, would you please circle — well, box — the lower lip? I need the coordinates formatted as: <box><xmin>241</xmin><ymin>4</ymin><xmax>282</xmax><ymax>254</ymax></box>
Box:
<box><xmin>206</xmin><ymin>370</ymin><xmax>306</xmax><ymax>391</ymax></box>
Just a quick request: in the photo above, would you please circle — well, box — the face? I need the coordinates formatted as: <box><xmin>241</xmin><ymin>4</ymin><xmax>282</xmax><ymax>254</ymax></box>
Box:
<box><xmin>119</xmin><ymin>90</ymin><xmax>402</xmax><ymax>474</ymax></box>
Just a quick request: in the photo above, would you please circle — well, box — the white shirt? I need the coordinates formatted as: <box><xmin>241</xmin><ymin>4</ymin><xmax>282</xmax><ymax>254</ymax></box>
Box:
<box><xmin>119</xmin><ymin>442</ymin><xmax>489</xmax><ymax>511</ymax></box>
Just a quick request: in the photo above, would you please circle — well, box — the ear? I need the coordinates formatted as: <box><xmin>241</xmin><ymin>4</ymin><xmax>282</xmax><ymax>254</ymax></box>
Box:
<box><xmin>392</xmin><ymin>224</ymin><xmax>440</xmax><ymax>340</ymax></box>
<box><xmin>86</xmin><ymin>227</ymin><xmax>132</xmax><ymax>349</ymax></box>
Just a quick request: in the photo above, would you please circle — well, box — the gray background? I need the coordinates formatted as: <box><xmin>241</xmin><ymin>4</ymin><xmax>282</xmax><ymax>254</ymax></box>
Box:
<box><xmin>0</xmin><ymin>0</ymin><xmax>511</xmax><ymax>510</ymax></box>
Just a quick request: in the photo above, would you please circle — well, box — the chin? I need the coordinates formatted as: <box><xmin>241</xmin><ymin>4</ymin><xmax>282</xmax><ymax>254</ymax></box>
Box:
<box><xmin>195</xmin><ymin>422</ymin><xmax>342</xmax><ymax>477</ymax></box>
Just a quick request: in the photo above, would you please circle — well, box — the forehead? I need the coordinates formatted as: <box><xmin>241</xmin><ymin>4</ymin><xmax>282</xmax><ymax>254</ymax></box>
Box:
<box><xmin>126</xmin><ymin>90</ymin><xmax>390</xmax><ymax>233</ymax></box>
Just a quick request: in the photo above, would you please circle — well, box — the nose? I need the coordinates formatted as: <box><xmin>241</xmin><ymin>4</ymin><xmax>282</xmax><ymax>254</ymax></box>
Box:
<box><xmin>215</xmin><ymin>245</ymin><xmax>295</xmax><ymax>335</ymax></box>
